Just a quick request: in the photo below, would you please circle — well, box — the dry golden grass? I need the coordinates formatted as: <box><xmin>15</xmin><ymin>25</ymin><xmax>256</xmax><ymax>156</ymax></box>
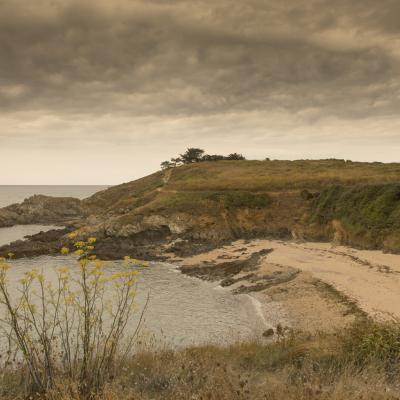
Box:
<box><xmin>84</xmin><ymin>159</ymin><xmax>400</xmax><ymax>212</ymax></box>
<box><xmin>2</xmin><ymin>320</ymin><xmax>400</xmax><ymax>399</ymax></box>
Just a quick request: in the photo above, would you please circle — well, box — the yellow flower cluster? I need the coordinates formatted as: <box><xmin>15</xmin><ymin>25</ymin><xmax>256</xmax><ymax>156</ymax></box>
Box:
<box><xmin>0</xmin><ymin>263</ymin><xmax>10</xmax><ymax>271</ymax></box>
<box><xmin>68</xmin><ymin>232</ymin><xmax>78</xmax><ymax>239</ymax></box>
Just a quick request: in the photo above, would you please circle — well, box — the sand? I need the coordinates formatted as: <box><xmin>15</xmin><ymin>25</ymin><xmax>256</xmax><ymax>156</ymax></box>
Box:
<box><xmin>171</xmin><ymin>239</ymin><xmax>400</xmax><ymax>332</ymax></box>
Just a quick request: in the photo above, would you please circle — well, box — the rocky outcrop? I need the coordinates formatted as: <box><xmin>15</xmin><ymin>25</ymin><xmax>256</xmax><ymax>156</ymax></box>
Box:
<box><xmin>0</xmin><ymin>228</ymin><xmax>72</xmax><ymax>259</ymax></box>
<box><xmin>180</xmin><ymin>249</ymin><xmax>272</xmax><ymax>281</ymax></box>
<box><xmin>0</xmin><ymin>195</ymin><xmax>88</xmax><ymax>228</ymax></box>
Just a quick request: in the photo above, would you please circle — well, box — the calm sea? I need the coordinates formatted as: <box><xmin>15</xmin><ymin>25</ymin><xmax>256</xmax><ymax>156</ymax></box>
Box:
<box><xmin>0</xmin><ymin>185</ymin><xmax>109</xmax><ymax>208</ymax></box>
<box><xmin>0</xmin><ymin>185</ymin><xmax>275</xmax><ymax>347</ymax></box>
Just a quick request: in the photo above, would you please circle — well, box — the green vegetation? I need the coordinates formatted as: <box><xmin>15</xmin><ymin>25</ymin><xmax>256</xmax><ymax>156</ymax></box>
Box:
<box><xmin>82</xmin><ymin>158</ymin><xmax>400</xmax><ymax>252</ymax></box>
<box><xmin>312</xmin><ymin>184</ymin><xmax>400</xmax><ymax>250</ymax></box>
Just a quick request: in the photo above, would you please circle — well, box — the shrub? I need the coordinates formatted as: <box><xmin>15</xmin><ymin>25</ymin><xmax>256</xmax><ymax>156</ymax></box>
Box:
<box><xmin>0</xmin><ymin>239</ymin><xmax>147</xmax><ymax>399</ymax></box>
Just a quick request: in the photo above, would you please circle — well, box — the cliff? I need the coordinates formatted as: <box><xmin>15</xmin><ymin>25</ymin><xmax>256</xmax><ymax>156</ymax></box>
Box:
<box><xmin>1</xmin><ymin>159</ymin><xmax>400</xmax><ymax>258</ymax></box>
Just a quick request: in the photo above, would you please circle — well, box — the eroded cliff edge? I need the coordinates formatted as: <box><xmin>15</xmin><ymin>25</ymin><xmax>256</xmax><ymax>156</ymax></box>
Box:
<box><xmin>1</xmin><ymin>159</ymin><xmax>400</xmax><ymax>259</ymax></box>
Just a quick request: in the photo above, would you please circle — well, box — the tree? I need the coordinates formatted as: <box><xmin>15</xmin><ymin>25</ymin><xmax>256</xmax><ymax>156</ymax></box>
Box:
<box><xmin>170</xmin><ymin>157</ymin><xmax>183</xmax><ymax>167</ymax></box>
<box><xmin>161</xmin><ymin>161</ymin><xmax>173</xmax><ymax>170</ymax></box>
<box><xmin>226</xmin><ymin>153</ymin><xmax>246</xmax><ymax>160</ymax></box>
<box><xmin>180</xmin><ymin>148</ymin><xmax>205</xmax><ymax>164</ymax></box>
<box><xmin>202</xmin><ymin>154</ymin><xmax>225</xmax><ymax>161</ymax></box>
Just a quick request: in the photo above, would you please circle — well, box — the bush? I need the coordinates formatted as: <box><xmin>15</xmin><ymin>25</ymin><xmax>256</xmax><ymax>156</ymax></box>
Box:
<box><xmin>0</xmin><ymin>238</ymin><xmax>147</xmax><ymax>399</ymax></box>
<box><xmin>340</xmin><ymin>319</ymin><xmax>400</xmax><ymax>374</ymax></box>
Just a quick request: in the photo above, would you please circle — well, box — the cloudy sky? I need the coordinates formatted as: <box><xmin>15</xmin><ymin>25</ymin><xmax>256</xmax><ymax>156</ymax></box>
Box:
<box><xmin>1</xmin><ymin>0</ymin><xmax>400</xmax><ymax>184</ymax></box>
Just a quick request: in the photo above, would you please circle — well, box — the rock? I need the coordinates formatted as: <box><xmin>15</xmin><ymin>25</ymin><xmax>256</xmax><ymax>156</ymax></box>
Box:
<box><xmin>263</xmin><ymin>328</ymin><xmax>275</xmax><ymax>337</ymax></box>
<box><xmin>0</xmin><ymin>195</ymin><xmax>88</xmax><ymax>228</ymax></box>
<box><xmin>0</xmin><ymin>228</ymin><xmax>72</xmax><ymax>259</ymax></box>
<box><xmin>180</xmin><ymin>249</ymin><xmax>273</xmax><ymax>281</ymax></box>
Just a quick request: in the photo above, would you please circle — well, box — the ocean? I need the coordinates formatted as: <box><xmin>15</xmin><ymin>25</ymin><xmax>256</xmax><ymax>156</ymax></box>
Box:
<box><xmin>0</xmin><ymin>185</ymin><xmax>109</xmax><ymax>208</ymax></box>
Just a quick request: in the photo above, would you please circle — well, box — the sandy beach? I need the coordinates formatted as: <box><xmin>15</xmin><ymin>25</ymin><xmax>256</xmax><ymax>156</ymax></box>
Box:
<box><xmin>170</xmin><ymin>239</ymin><xmax>400</xmax><ymax>333</ymax></box>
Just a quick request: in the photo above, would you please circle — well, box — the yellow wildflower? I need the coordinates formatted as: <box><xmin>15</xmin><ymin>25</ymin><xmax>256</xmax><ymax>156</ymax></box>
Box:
<box><xmin>68</xmin><ymin>232</ymin><xmax>78</xmax><ymax>239</ymax></box>
<box><xmin>87</xmin><ymin>237</ymin><xmax>97</xmax><ymax>244</ymax></box>
<box><xmin>75</xmin><ymin>249</ymin><xmax>84</xmax><ymax>256</ymax></box>
<box><xmin>79</xmin><ymin>258</ymin><xmax>89</xmax><ymax>268</ymax></box>
<box><xmin>74</xmin><ymin>241</ymin><xmax>85</xmax><ymax>248</ymax></box>
<box><xmin>60</xmin><ymin>247</ymin><xmax>70</xmax><ymax>255</ymax></box>
<box><xmin>57</xmin><ymin>266</ymin><xmax>70</xmax><ymax>275</ymax></box>
<box><xmin>0</xmin><ymin>263</ymin><xmax>10</xmax><ymax>271</ymax></box>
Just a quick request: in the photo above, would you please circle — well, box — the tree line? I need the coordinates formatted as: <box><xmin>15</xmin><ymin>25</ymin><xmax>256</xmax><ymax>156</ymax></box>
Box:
<box><xmin>161</xmin><ymin>148</ymin><xmax>246</xmax><ymax>170</ymax></box>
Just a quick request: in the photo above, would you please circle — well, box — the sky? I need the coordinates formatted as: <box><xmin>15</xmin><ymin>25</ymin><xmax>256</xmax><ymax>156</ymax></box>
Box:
<box><xmin>1</xmin><ymin>0</ymin><xmax>400</xmax><ymax>184</ymax></box>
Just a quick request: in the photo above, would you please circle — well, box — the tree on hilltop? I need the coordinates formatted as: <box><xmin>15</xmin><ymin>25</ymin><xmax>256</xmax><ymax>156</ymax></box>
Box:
<box><xmin>160</xmin><ymin>148</ymin><xmax>246</xmax><ymax>170</ymax></box>
<box><xmin>202</xmin><ymin>154</ymin><xmax>225</xmax><ymax>161</ymax></box>
<box><xmin>226</xmin><ymin>153</ymin><xmax>246</xmax><ymax>160</ymax></box>
<box><xmin>180</xmin><ymin>148</ymin><xmax>205</xmax><ymax>163</ymax></box>
<box><xmin>160</xmin><ymin>160</ymin><xmax>174</xmax><ymax>170</ymax></box>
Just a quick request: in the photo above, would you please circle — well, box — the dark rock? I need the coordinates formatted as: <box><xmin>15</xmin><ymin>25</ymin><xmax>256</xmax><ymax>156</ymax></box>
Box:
<box><xmin>0</xmin><ymin>228</ymin><xmax>72</xmax><ymax>259</ymax></box>
<box><xmin>263</xmin><ymin>329</ymin><xmax>275</xmax><ymax>337</ymax></box>
<box><xmin>180</xmin><ymin>249</ymin><xmax>273</xmax><ymax>281</ymax></box>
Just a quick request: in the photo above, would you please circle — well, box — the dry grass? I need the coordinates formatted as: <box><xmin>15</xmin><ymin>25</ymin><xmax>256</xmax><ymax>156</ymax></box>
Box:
<box><xmin>83</xmin><ymin>160</ymin><xmax>400</xmax><ymax>212</ymax></box>
<box><xmin>2</xmin><ymin>320</ymin><xmax>400</xmax><ymax>399</ymax></box>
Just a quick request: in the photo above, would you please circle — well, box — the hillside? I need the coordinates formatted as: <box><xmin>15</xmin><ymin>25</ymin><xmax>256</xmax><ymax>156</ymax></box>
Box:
<box><xmin>1</xmin><ymin>159</ymin><xmax>400</xmax><ymax>259</ymax></box>
<box><xmin>79</xmin><ymin>159</ymin><xmax>400</xmax><ymax>258</ymax></box>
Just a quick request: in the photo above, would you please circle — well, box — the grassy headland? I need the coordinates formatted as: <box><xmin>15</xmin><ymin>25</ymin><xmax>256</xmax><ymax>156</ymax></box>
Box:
<box><xmin>81</xmin><ymin>159</ymin><xmax>400</xmax><ymax>256</ymax></box>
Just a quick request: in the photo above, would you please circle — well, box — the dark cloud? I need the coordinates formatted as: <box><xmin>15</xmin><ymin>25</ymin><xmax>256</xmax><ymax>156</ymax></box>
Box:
<box><xmin>0</xmin><ymin>0</ymin><xmax>399</xmax><ymax>120</ymax></box>
<box><xmin>0</xmin><ymin>0</ymin><xmax>399</xmax><ymax>183</ymax></box>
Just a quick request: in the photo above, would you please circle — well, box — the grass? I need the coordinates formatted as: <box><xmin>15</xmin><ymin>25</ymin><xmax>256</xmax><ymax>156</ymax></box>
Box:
<box><xmin>167</xmin><ymin>160</ymin><xmax>400</xmax><ymax>191</ymax></box>
<box><xmin>2</xmin><ymin>320</ymin><xmax>400</xmax><ymax>399</ymax></box>
<box><xmin>84</xmin><ymin>160</ymin><xmax>400</xmax><ymax>211</ymax></box>
<box><xmin>79</xmin><ymin>159</ymin><xmax>400</xmax><ymax>252</ymax></box>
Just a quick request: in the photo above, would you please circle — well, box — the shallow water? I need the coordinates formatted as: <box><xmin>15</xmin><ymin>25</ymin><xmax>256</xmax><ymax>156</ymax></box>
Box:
<box><xmin>6</xmin><ymin>256</ymin><xmax>269</xmax><ymax>348</ymax></box>
<box><xmin>0</xmin><ymin>226</ymin><xmax>274</xmax><ymax>348</ymax></box>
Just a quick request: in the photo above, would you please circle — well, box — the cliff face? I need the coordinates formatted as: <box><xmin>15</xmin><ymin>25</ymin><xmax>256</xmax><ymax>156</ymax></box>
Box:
<box><xmin>1</xmin><ymin>160</ymin><xmax>400</xmax><ymax>259</ymax></box>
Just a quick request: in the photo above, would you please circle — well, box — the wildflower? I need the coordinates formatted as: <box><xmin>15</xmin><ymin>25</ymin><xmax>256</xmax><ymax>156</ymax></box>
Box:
<box><xmin>87</xmin><ymin>237</ymin><xmax>97</xmax><ymax>244</ymax></box>
<box><xmin>75</xmin><ymin>249</ymin><xmax>84</xmax><ymax>256</ymax></box>
<box><xmin>74</xmin><ymin>241</ymin><xmax>86</xmax><ymax>248</ymax></box>
<box><xmin>60</xmin><ymin>247</ymin><xmax>70</xmax><ymax>255</ymax></box>
<box><xmin>0</xmin><ymin>263</ymin><xmax>10</xmax><ymax>271</ymax></box>
<box><xmin>57</xmin><ymin>266</ymin><xmax>70</xmax><ymax>275</ymax></box>
<box><xmin>68</xmin><ymin>232</ymin><xmax>78</xmax><ymax>239</ymax></box>
<box><xmin>79</xmin><ymin>258</ymin><xmax>89</xmax><ymax>268</ymax></box>
<box><xmin>86</xmin><ymin>245</ymin><xmax>94</xmax><ymax>251</ymax></box>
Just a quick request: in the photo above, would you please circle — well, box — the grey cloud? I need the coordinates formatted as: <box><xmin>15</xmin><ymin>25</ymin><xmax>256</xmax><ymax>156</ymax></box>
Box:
<box><xmin>0</xmin><ymin>0</ymin><xmax>399</xmax><ymax>121</ymax></box>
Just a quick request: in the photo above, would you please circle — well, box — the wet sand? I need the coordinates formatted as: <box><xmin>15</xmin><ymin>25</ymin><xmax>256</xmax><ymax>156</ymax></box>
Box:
<box><xmin>170</xmin><ymin>239</ymin><xmax>400</xmax><ymax>332</ymax></box>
